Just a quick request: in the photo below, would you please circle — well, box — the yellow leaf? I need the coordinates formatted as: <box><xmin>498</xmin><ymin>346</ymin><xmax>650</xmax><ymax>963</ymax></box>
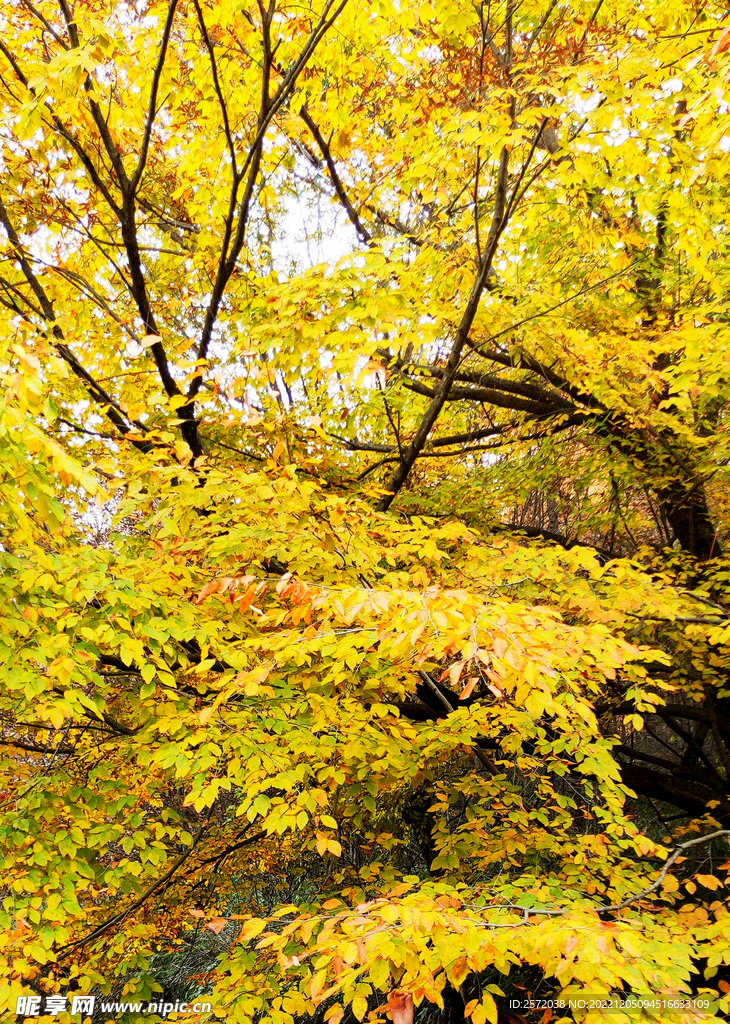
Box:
<box><xmin>696</xmin><ymin>874</ymin><xmax>720</xmax><ymax>890</ymax></box>
<box><xmin>352</xmin><ymin>994</ymin><xmax>368</xmax><ymax>1021</ymax></box>
<box><xmin>240</xmin><ymin>918</ymin><xmax>267</xmax><ymax>941</ymax></box>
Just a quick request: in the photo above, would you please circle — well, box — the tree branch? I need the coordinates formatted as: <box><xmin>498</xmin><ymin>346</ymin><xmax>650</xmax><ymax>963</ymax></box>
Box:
<box><xmin>377</xmin><ymin>145</ymin><xmax>512</xmax><ymax>511</ymax></box>
<box><xmin>131</xmin><ymin>0</ymin><xmax>179</xmax><ymax>190</ymax></box>
<box><xmin>299</xmin><ymin>104</ymin><xmax>372</xmax><ymax>244</ymax></box>
<box><xmin>56</xmin><ymin>818</ymin><xmax>210</xmax><ymax>956</ymax></box>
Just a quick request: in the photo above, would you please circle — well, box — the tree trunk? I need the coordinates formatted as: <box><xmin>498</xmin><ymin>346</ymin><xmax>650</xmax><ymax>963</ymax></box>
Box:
<box><xmin>657</xmin><ymin>482</ymin><xmax>720</xmax><ymax>560</ymax></box>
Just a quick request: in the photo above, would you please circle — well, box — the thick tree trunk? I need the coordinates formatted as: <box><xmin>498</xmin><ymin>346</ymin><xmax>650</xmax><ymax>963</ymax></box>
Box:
<box><xmin>657</xmin><ymin>482</ymin><xmax>720</xmax><ymax>560</ymax></box>
<box><xmin>617</xmin><ymin>761</ymin><xmax>730</xmax><ymax>826</ymax></box>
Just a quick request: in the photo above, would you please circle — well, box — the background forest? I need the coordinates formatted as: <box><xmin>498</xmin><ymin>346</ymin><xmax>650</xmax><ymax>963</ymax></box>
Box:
<box><xmin>1</xmin><ymin>0</ymin><xmax>730</xmax><ymax>1021</ymax></box>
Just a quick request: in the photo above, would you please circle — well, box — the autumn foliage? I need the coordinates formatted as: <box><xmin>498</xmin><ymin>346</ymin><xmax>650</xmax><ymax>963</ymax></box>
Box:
<box><xmin>2</xmin><ymin>0</ymin><xmax>730</xmax><ymax>1022</ymax></box>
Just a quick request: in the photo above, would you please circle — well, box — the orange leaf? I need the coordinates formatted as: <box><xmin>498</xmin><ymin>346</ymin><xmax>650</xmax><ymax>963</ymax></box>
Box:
<box><xmin>206</xmin><ymin>917</ymin><xmax>228</xmax><ymax>934</ymax></box>
<box><xmin>450</xmin><ymin>956</ymin><xmax>469</xmax><ymax>986</ymax></box>
<box><xmin>236</xmin><ymin>585</ymin><xmax>257</xmax><ymax>613</ymax></box>
<box><xmin>195</xmin><ymin>580</ymin><xmax>221</xmax><ymax>604</ymax></box>
<box><xmin>710</xmin><ymin>25</ymin><xmax>730</xmax><ymax>58</ymax></box>
<box><xmin>459</xmin><ymin>677</ymin><xmax>478</xmax><ymax>701</ymax></box>
<box><xmin>448</xmin><ymin>660</ymin><xmax>465</xmax><ymax>687</ymax></box>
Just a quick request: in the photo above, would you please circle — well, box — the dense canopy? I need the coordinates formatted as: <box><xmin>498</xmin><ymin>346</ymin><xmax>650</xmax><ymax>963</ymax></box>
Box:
<box><xmin>1</xmin><ymin>0</ymin><xmax>730</xmax><ymax>1022</ymax></box>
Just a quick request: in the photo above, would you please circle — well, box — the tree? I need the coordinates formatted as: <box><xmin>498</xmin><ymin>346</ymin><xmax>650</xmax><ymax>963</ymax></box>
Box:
<box><xmin>1</xmin><ymin>0</ymin><xmax>730</xmax><ymax>1021</ymax></box>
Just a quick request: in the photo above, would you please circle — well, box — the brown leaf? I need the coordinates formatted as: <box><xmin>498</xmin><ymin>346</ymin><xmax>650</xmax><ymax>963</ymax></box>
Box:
<box><xmin>195</xmin><ymin>580</ymin><xmax>220</xmax><ymax>604</ymax></box>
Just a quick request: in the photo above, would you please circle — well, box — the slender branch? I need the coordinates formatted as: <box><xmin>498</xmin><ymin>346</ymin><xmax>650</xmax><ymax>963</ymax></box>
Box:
<box><xmin>20</xmin><ymin>0</ymin><xmax>69</xmax><ymax>49</ymax></box>
<box><xmin>299</xmin><ymin>105</ymin><xmax>372</xmax><ymax>243</ymax></box>
<box><xmin>417</xmin><ymin>671</ymin><xmax>497</xmax><ymax>774</ymax></box>
<box><xmin>195</xmin><ymin>829</ymin><xmax>265</xmax><ymax>868</ymax></box>
<box><xmin>0</xmin><ymin>273</ymin><xmax>44</xmax><ymax>318</ymax></box>
<box><xmin>57</xmin><ymin>0</ymin><xmax>131</xmax><ymax>192</ymax></box>
<box><xmin>39</xmin><ymin>262</ymin><xmax>143</xmax><ymax>344</ymax></box>
<box><xmin>0</xmin><ymin>737</ymin><xmax>74</xmax><ymax>754</ymax></box>
<box><xmin>467</xmin><ymin>262</ymin><xmax>642</xmax><ymax>363</ymax></box>
<box><xmin>188</xmin><ymin>0</ymin><xmax>350</xmax><ymax>407</ymax></box>
<box><xmin>0</xmin><ymin>197</ymin><xmax>151</xmax><ymax>448</ymax></box>
<box><xmin>54</xmin><ymin>1</ymin><xmax>183</xmax><ymax>416</ymax></box>
<box><xmin>377</xmin><ymin>379</ymin><xmax>404</xmax><ymax>462</ymax></box>
<box><xmin>131</xmin><ymin>0</ymin><xmax>180</xmax><ymax>190</ymax></box>
<box><xmin>377</xmin><ymin>145</ymin><xmax>511</xmax><ymax>511</ymax></box>
<box><xmin>192</xmin><ymin>0</ymin><xmax>238</xmax><ymax>177</ymax></box>
<box><xmin>56</xmin><ymin>818</ymin><xmax>210</xmax><ymax>956</ymax></box>
<box><xmin>523</xmin><ymin>0</ymin><xmax>557</xmax><ymax>60</ymax></box>
<box><xmin>606</xmin><ymin>830</ymin><xmax>730</xmax><ymax>912</ymax></box>
<box><xmin>578</xmin><ymin>0</ymin><xmax>605</xmax><ymax>50</ymax></box>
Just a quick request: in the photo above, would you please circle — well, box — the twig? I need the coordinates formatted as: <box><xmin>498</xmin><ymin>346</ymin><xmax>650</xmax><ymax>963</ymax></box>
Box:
<box><xmin>417</xmin><ymin>670</ymin><xmax>497</xmax><ymax>774</ymax></box>
<box><xmin>605</xmin><ymin>830</ymin><xmax>730</xmax><ymax>912</ymax></box>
